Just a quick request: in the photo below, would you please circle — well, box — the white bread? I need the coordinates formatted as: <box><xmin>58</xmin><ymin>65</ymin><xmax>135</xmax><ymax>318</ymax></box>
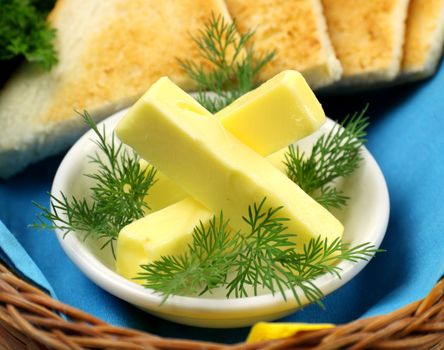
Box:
<box><xmin>401</xmin><ymin>0</ymin><xmax>444</xmax><ymax>80</ymax></box>
<box><xmin>0</xmin><ymin>0</ymin><xmax>232</xmax><ymax>178</ymax></box>
<box><xmin>224</xmin><ymin>0</ymin><xmax>342</xmax><ymax>89</ymax></box>
<box><xmin>322</xmin><ymin>0</ymin><xmax>410</xmax><ymax>86</ymax></box>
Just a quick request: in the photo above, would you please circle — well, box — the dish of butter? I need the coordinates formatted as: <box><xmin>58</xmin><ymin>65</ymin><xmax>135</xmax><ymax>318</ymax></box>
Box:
<box><xmin>52</xmin><ymin>72</ymin><xmax>389</xmax><ymax>328</ymax></box>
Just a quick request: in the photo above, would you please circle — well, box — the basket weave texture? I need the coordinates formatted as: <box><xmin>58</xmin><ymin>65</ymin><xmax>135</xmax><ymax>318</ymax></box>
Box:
<box><xmin>0</xmin><ymin>263</ymin><xmax>443</xmax><ymax>350</ymax></box>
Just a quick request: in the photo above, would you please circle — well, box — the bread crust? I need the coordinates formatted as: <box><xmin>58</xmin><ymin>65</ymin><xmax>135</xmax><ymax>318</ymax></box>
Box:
<box><xmin>322</xmin><ymin>0</ymin><xmax>410</xmax><ymax>85</ymax></box>
<box><xmin>402</xmin><ymin>0</ymin><xmax>444</xmax><ymax>79</ymax></box>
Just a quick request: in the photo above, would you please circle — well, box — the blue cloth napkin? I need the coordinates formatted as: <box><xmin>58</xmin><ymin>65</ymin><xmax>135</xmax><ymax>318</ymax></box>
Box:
<box><xmin>0</xmin><ymin>220</ymin><xmax>55</xmax><ymax>298</ymax></box>
<box><xmin>1</xmin><ymin>63</ymin><xmax>444</xmax><ymax>343</ymax></box>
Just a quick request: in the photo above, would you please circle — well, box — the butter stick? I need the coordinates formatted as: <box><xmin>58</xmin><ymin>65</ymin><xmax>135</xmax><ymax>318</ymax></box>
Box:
<box><xmin>216</xmin><ymin>70</ymin><xmax>325</xmax><ymax>156</ymax></box>
<box><xmin>144</xmin><ymin>148</ymin><xmax>288</xmax><ymax>212</ymax></box>
<box><xmin>116</xmin><ymin>198</ymin><xmax>213</xmax><ymax>279</ymax></box>
<box><xmin>146</xmin><ymin>70</ymin><xmax>325</xmax><ymax>212</ymax></box>
<box><xmin>116</xmin><ymin>77</ymin><xmax>343</xmax><ymax>279</ymax></box>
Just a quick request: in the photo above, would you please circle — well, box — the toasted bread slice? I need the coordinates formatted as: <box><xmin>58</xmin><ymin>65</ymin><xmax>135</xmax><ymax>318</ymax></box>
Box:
<box><xmin>322</xmin><ymin>0</ymin><xmax>410</xmax><ymax>86</ymax></box>
<box><xmin>225</xmin><ymin>0</ymin><xmax>342</xmax><ymax>89</ymax></box>
<box><xmin>402</xmin><ymin>0</ymin><xmax>444</xmax><ymax>79</ymax></box>
<box><xmin>0</xmin><ymin>0</ymin><xmax>232</xmax><ymax>178</ymax></box>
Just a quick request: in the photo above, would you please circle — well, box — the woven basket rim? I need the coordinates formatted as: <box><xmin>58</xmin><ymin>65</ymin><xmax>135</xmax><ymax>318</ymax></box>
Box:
<box><xmin>1</xmin><ymin>1</ymin><xmax>444</xmax><ymax>347</ymax></box>
<box><xmin>0</xmin><ymin>262</ymin><xmax>443</xmax><ymax>350</ymax></box>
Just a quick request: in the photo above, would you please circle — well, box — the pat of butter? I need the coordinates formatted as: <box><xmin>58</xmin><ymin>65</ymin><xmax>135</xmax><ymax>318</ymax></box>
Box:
<box><xmin>216</xmin><ymin>70</ymin><xmax>325</xmax><ymax>156</ymax></box>
<box><xmin>116</xmin><ymin>77</ymin><xmax>343</xmax><ymax>263</ymax></box>
<box><xmin>247</xmin><ymin>322</ymin><xmax>334</xmax><ymax>343</ymax></box>
<box><xmin>117</xmin><ymin>198</ymin><xmax>212</xmax><ymax>279</ymax></box>
<box><xmin>145</xmin><ymin>70</ymin><xmax>325</xmax><ymax>212</ymax></box>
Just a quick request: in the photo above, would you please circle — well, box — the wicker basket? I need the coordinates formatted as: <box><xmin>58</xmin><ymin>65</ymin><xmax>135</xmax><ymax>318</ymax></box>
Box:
<box><xmin>0</xmin><ymin>262</ymin><xmax>443</xmax><ymax>350</ymax></box>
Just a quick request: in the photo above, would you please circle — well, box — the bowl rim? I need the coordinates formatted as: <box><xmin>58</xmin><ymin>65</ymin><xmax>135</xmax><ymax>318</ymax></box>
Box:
<box><xmin>53</xmin><ymin>109</ymin><xmax>390</xmax><ymax>317</ymax></box>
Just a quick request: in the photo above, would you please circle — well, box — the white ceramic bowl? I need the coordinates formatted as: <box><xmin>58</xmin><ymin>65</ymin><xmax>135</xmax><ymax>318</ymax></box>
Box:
<box><xmin>53</xmin><ymin>109</ymin><xmax>389</xmax><ymax>328</ymax></box>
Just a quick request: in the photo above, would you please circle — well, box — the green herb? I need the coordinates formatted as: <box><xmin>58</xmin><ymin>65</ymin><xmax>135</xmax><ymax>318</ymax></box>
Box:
<box><xmin>137</xmin><ymin>198</ymin><xmax>380</xmax><ymax>305</ymax></box>
<box><xmin>31</xmin><ymin>111</ymin><xmax>156</xmax><ymax>256</ymax></box>
<box><xmin>0</xmin><ymin>0</ymin><xmax>57</xmax><ymax>70</ymax></box>
<box><xmin>179</xmin><ymin>13</ymin><xmax>275</xmax><ymax>113</ymax></box>
<box><xmin>284</xmin><ymin>106</ymin><xmax>369</xmax><ymax>210</ymax></box>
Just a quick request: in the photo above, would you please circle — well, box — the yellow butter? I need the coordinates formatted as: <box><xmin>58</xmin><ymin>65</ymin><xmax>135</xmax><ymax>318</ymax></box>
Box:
<box><xmin>247</xmin><ymin>322</ymin><xmax>335</xmax><ymax>343</ymax></box>
<box><xmin>116</xmin><ymin>198</ymin><xmax>212</xmax><ymax>279</ymax></box>
<box><xmin>116</xmin><ymin>77</ymin><xmax>343</xmax><ymax>260</ymax></box>
<box><xmin>143</xmin><ymin>70</ymin><xmax>324</xmax><ymax>212</ymax></box>
<box><xmin>216</xmin><ymin>70</ymin><xmax>325</xmax><ymax>156</ymax></box>
<box><xmin>116</xmin><ymin>74</ymin><xmax>335</xmax><ymax>280</ymax></box>
<box><xmin>265</xmin><ymin>148</ymin><xmax>288</xmax><ymax>174</ymax></box>
<box><xmin>144</xmin><ymin>148</ymin><xmax>288</xmax><ymax>212</ymax></box>
<box><xmin>139</xmin><ymin>159</ymin><xmax>187</xmax><ymax>212</ymax></box>
<box><xmin>119</xmin><ymin>150</ymin><xmax>288</xmax><ymax>280</ymax></box>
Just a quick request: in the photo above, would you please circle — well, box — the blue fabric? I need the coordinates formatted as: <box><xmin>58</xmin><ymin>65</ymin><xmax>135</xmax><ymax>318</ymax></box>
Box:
<box><xmin>0</xmin><ymin>220</ymin><xmax>55</xmax><ymax>298</ymax></box>
<box><xmin>1</xmin><ymin>62</ymin><xmax>444</xmax><ymax>343</ymax></box>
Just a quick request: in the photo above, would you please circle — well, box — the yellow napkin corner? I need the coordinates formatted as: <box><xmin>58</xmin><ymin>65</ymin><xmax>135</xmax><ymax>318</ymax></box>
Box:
<box><xmin>247</xmin><ymin>322</ymin><xmax>335</xmax><ymax>343</ymax></box>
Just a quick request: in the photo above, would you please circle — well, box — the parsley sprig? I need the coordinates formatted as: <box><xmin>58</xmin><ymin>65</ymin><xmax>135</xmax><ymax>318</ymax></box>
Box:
<box><xmin>179</xmin><ymin>14</ymin><xmax>275</xmax><ymax>113</ymax></box>
<box><xmin>285</xmin><ymin>106</ymin><xmax>369</xmax><ymax>210</ymax></box>
<box><xmin>138</xmin><ymin>199</ymin><xmax>380</xmax><ymax>305</ymax></box>
<box><xmin>0</xmin><ymin>0</ymin><xmax>57</xmax><ymax>70</ymax></box>
<box><xmin>32</xmin><ymin>111</ymin><xmax>156</xmax><ymax>256</ymax></box>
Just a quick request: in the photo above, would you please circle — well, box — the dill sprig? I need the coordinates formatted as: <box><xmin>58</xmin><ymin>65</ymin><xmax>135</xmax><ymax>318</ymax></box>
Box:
<box><xmin>31</xmin><ymin>111</ymin><xmax>157</xmax><ymax>256</ymax></box>
<box><xmin>137</xmin><ymin>199</ymin><xmax>380</xmax><ymax>305</ymax></box>
<box><xmin>137</xmin><ymin>213</ymin><xmax>237</xmax><ymax>299</ymax></box>
<box><xmin>179</xmin><ymin>13</ymin><xmax>275</xmax><ymax>113</ymax></box>
<box><xmin>282</xmin><ymin>236</ymin><xmax>380</xmax><ymax>306</ymax></box>
<box><xmin>285</xmin><ymin>106</ymin><xmax>370</xmax><ymax>210</ymax></box>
